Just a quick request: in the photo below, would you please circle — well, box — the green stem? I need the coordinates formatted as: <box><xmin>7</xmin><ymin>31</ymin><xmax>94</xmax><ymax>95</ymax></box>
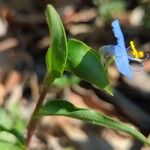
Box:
<box><xmin>25</xmin><ymin>72</ymin><xmax>55</xmax><ymax>149</ymax></box>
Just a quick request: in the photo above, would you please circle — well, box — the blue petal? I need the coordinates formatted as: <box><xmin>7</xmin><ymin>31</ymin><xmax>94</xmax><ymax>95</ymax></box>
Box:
<box><xmin>115</xmin><ymin>54</ymin><xmax>132</xmax><ymax>79</ymax></box>
<box><xmin>112</xmin><ymin>20</ymin><xmax>132</xmax><ymax>79</ymax></box>
<box><xmin>112</xmin><ymin>20</ymin><xmax>126</xmax><ymax>57</ymax></box>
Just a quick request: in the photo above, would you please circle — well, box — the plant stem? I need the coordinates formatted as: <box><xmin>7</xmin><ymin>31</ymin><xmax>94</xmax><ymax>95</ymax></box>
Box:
<box><xmin>25</xmin><ymin>72</ymin><xmax>54</xmax><ymax>149</ymax></box>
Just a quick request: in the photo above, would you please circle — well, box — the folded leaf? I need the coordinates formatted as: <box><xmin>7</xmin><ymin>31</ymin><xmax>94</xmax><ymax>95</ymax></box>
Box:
<box><xmin>67</xmin><ymin>39</ymin><xmax>111</xmax><ymax>94</ymax></box>
<box><xmin>37</xmin><ymin>100</ymin><xmax>150</xmax><ymax>146</ymax></box>
<box><xmin>45</xmin><ymin>4</ymin><xmax>68</xmax><ymax>78</ymax></box>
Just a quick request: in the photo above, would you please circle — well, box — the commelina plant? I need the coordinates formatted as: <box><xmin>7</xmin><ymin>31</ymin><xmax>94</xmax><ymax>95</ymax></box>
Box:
<box><xmin>25</xmin><ymin>4</ymin><xmax>150</xmax><ymax>149</ymax></box>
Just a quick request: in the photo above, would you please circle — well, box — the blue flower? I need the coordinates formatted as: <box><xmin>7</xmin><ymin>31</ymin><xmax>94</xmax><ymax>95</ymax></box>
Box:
<box><xmin>100</xmin><ymin>20</ymin><xmax>132</xmax><ymax>79</ymax></box>
<box><xmin>100</xmin><ymin>20</ymin><xmax>149</xmax><ymax>79</ymax></box>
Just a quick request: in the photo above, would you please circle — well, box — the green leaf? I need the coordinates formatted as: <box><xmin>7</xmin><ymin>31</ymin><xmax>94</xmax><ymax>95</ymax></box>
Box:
<box><xmin>0</xmin><ymin>107</ymin><xmax>25</xmax><ymax>144</ymax></box>
<box><xmin>0</xmin><ymin>142</ymin><xmax>21</xmax><ymax>150</ymax></box>
<box><xmin>0</xmin><ymin>131</ymin><xmax>24</xmax><ymax>150</ymax></box>
<box><xmin>37</xmin><ymin>100</ymin><xmax>150</xmax><ymax>146</ymax></box>
<box><xmin>6</xmin><ymin>102</ymin><xmax>26</xmax><ymax>135</ymax></box>
<box><xmin>0</xmin><ymin>108</ymin><xmax>13</xmax><ymax>130</ymax></box>
<box><xmin>45</xmin><ymin>4</ymin><xmax>68</xmax><ymax>78</ymax></box>
<box><xmin>67</xmin><ymin>39</ymin><xmax>111</xmax><ymax>94</ymax></box>
<box><xmin>0</xmin><ymin>125</ymin><xmax>24</xmax><ymax>145</ymax></box>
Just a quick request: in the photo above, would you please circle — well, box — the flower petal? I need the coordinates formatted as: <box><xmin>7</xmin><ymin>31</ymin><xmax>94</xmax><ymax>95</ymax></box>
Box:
<box><xmin>112</xmin><ymin>20</ymin><xmax>132</xmax><ymax>79</ymax></box>
<box><xmin>112</xmin><ymin>20</ymin><xmax>126</xmax><ymax>57</ymax></box>
<box><xmin>115</xmin><ymin>55</ymin><xmax>132</xmax><ymax>79</ymax></box>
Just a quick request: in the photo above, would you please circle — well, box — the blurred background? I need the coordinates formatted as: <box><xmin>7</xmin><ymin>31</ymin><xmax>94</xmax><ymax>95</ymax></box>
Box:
<box><xmin>0</xmin><ymin>0</ymin><xmax>150</xmax><ymax>150</ymax></box>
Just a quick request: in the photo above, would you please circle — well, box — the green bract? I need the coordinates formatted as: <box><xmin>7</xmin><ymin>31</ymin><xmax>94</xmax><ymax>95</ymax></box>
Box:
<box><xmin>67</xmin><ymin>39</ymin><xmax>111</xmax><ymax>94</ymax></box>
<box><xmin>45</xmin><ymin>4</ymin><xmax>111</xmax><ymax>94</ymax></box>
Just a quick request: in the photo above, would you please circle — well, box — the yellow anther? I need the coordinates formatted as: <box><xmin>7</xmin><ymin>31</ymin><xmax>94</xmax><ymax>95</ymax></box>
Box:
<box><xmin>130</xmin><ymin>40</ymin><xmax>144</xmax><ymax>59</ymax></box>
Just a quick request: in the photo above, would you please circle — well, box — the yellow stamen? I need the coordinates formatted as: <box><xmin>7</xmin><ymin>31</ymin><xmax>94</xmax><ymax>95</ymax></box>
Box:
<box><xmin>130</xmin><ymin>40</ymin><xmax>144</xmax><ymax>59</ymax></box>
